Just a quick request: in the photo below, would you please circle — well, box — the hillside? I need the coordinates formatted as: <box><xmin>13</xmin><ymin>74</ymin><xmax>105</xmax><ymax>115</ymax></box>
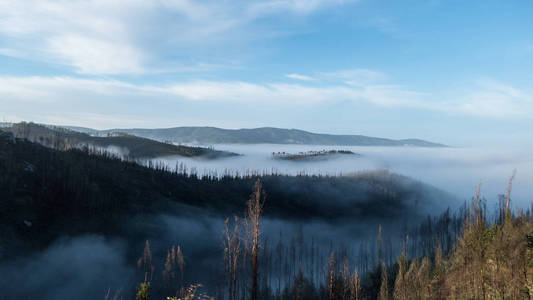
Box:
<box><xmin>3</xmin><ymin>122</ymin><xmax>237</xmax><ymax>159</ymax></box>
<box><xmin>3</xmin><ymin>130</ymin><xmax>531</xmax><ymax>300</ymax></box>
<box><xmin>67</xmin><ymin>126</ymin><xmax>446</xmax><ymax>147</ymax></box>
<box><xmin>0</xmin><ymin>129</ymin><xmax>451</xmax><ymax>256</ymax></box>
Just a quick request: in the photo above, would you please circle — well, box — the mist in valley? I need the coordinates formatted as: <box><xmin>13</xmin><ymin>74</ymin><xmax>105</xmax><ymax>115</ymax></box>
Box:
<box><xmin>156</xmin><ymin>144</ymin><xmax>532</xmax><ymax>209</ymax></box>
<box><xmin>3</xmin><ymin>0</ymin><xmax>533</xmax><ymax>298</ymax></box>
<box><xmin>2</xmin><ymin>131</ymin><xmax>529</xmax><ymax>299</ymax></box>
<box><xmin>0</xmin><ymin>210</ymin><xmax>434</xmax><ymax>300</ymax></box>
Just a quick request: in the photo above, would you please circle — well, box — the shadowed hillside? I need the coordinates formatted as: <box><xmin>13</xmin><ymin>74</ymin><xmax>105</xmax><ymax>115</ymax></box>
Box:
<box><xmin>0</xmin><ymin>129</ymin><xmax>450</xmax><ymax>257</ymax></box>
<box><xmin>0</xmin><ymin>130</ymin><xmax>531</xmax><ymax>300</ymax></box>
<box><xmin>2</xmin><ymin>122</ymin><xmax>237</xmax><ymax>159</ymax></box>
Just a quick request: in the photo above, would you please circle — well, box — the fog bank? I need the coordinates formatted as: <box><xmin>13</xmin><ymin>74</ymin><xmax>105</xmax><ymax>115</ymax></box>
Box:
<box><xmin>157</xmin><ymin>144</ymin><xmax>532</xmax><ymax>208</ymax></box>
<box><xmin>0</xmin><ymin>236</ymin><xmax>135</xmax><ymax>300</ymax></box>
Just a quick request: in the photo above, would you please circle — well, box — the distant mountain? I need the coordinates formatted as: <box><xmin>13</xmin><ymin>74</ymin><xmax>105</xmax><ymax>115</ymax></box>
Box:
<box><xmin>0</xmin><ymin>128</ymin><xmax>452</xmax><ymax>257</ymax></box>
<box><xmin>3</xmin><ymin>122</ymin><xmax>237</xmax><ymax>159</ymax></box>
<box><xmin>81</xmin><ymin>126</ymin><xmax>446</xmax><ymax>147</ymax></box>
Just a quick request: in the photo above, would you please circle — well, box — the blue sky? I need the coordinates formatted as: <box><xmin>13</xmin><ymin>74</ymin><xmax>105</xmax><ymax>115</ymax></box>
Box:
<box><xmin>1</xmin><ymin>0</ymin><xmax>533</xmax><ymax>146</ymax></box>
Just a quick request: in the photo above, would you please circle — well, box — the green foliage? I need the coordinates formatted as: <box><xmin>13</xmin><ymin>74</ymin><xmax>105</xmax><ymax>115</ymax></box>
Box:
<box><xmin>136</xmin><ymin>282</ymin><xmax>151</xmax><ymax>300</ymax></box>
<box><xmin>388</xmin><ymin>207</ymin><xmax>533</xmax><ymax>300</ymax></box>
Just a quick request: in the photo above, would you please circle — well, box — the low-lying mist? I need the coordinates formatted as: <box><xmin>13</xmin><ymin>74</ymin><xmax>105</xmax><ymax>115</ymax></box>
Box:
<box><xmin>156</xmin><ymin>144</ymin><xmax>532</xmax><ymax>208</ymax></box>
<box><xmin>0</xmin><ymin>211</ymin><xmax>417</xmax><ymax>300</ymax></box>
<box><xmin>1</xmin><ymin>134</ymin><xmax>529</xmax><ymax>299</ymax></box>
<box><xmin>0</xmin><ymin>236</ymin><xmax>135</xmax><ymax>300</ymax></box>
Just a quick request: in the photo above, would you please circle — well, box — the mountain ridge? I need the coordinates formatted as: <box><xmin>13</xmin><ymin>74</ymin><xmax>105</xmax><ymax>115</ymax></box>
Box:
<box><xmin>67</xmin><ymin>126</ymin><xmax>447</xmax><ymax>147</ymax></box>
<box><xmin>3</xmin><ymin>122</ymin><xmax>237</xmax><ymax>159</ymax></box>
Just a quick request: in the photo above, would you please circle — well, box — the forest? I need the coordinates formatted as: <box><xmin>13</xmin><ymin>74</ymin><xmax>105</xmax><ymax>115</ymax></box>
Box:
<box><xmin>0</xmin><ymin>129</ymin><xmax>531</xmax><ymax>299</ymax></box>
<box><xmin>131</xmin><ymin>182</ymin><xmax>533</xmax><ymax>300</ymax></box>
<box><xmin>1</xmin><ymin>122</ymin><xmax>237</xmax><ymax>159</ymax></box>
<box><xmin>271</xmin><ymin>150</ymin><xmax>358</xmax><ymax>161</ymax></box>
<box><xmin>3</xmin><ymin>0</ymin><xmax>533</xmax><ymax>299</ymax></box>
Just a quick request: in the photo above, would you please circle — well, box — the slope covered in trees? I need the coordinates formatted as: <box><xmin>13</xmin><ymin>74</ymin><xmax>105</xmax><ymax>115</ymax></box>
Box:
<box><xmin>2</xmin><ymin>129</ymin><xmax>530</xmax><ymax>300</ymax></box>
<box><xmin>0</xmin><ymin>129</ymin><xmax>448</xmax><ymax>257</ymax></box>
<box><xmin>2</xmin><ymin>122</ymin><xmax>237</xmax><ymax>159</ymax></box>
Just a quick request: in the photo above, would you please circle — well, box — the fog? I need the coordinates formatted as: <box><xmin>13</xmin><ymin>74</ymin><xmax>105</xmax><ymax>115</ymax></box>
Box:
<box><xmin>0</xmin><ymin>236</ymin><xmax>135</xmax><ymax>300</ymax></box>
<box><xmin>0</xmin><ymin>212</ymin><xmax>405</xmax><ymax>299</ymax></box>
<box><xmin>156</xmin><ymin>144</ymin><xmax>532</xmax><ymax>208</ymax></box>
<box><xmin>2</xmin><ymin>143</ymin><xmax>530</xmax><ymax>299</ymax></box>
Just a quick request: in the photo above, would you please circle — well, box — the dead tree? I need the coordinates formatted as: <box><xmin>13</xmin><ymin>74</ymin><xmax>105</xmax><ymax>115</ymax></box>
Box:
<box><xmin>246</xmin><ymin>180</ymin><xmax>265</xmax><ymax>300</ymax></box>
<box><xmin>223</xmin><ymin>216</ymin><xmax>241</xmax><ymax>300</ymax></box>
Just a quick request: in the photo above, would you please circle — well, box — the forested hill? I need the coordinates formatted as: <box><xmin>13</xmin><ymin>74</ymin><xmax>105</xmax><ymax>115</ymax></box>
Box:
<box><xmin>1</xmin><ymin>130</ymin><xmax>532</xmax><ymax>300</ymax></box>
<box><xmin>0</xmin><ymin>130</ymin><xmax>451</xmax><ymax>256</ymax></box>
<box><xmin>2</xmin><ymin>122</ymin><xmax>237</xmax><ymax>159</ymax></box>
<box><xmin>68</xmin><ymin>126</ymin><xmax>446</xmax><ymax>147</ymax></box>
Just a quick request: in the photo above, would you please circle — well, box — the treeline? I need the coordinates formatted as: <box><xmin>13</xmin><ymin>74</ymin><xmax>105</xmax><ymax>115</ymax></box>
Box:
<box><xmin>2</xmin><ymin>129</ymin><xmax>531</xmax><ymax>299</ymax></box>
<box><xmin>0</xmin><ymin>129</ymin><xmax>446</xmax><ymax>258</ymax></box>
<box><xmin>133</xmin><ymin>181</ymin><xmax>532</xmax><ymax>300</ymax></box>
<box><xmin>2</xmin><ymin>122</ymin><xmax>236</xmax><ymax>159</ymax></box>
<box><xmin>271</xmin><ymin>150</ymin><xmax>357</xmax><ymax>161</ymax></box>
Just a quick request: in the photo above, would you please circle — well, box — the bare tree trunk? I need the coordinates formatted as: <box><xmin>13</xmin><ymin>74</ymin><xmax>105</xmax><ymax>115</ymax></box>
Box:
<box><xmin>506</xmin><ymin>170</ymin><xmax>516</xmax><ymax>220</ymax></box>
<box><xmin>247</xmin><ymin>180</ymin><xmax>264</xmax><ymax>300</ymax></box>
<box><xmin>327</xmin><ymin>251</ymin><xmax>336</xmax><ymax>300</ymax></box>
<box><xmin>223</xmin><ymin>216</ymin><xmax>241</xmax><ymax>300</ymax></box>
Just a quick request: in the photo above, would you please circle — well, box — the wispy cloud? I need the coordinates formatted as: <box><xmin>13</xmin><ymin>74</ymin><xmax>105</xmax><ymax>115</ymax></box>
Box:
<box><xmin>284</xmin><ymin>69</ymin><xmax>386</xmax><ymax>85</ymax></box>
<box><xmin>285</xmin><ymin>73</ymin><xmax>316</xmax><ymax>81</ymax></box>
<box><xmin>48</xmin><ymin>35</ymin><xmax>145</xmax><ymax>74</ymax></box>
<box><xmin>247</xmin><ymin>0</ymin><xmax>357</xmax><ymax>17</ymax></box>
<box><xmin>0</xmin><ymin>0</ymin><xmax>357</xmax><ymax>75</ymax></box>
<box><xmin>452</xmin><ymin>80</ymin><xmax>533</xmax><ymax>118</ymax></box>
<box><xmin>320</xmin><ymin>69</ymin><xmax>386</xmax><ymax>85</ymax></box>
<box><xmin>0</xmin><ymin>76</ymin><xmax>420</xmax><ymax>106</ymax></box>
<box><xmin>2</xmin><ymin>75</ymin><xmax>531</xmax><ymax>121</ymax></box>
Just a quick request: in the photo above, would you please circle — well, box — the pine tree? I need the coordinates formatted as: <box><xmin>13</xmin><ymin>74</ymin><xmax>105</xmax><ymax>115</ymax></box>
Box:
<box><xmin>135</xmin><ymin>282</ymin><xmax>151</xmax><ymax>300</ymax></box>
<box><xmin>349</xmin><ymin>267</ymin><xmax>361</xmax><ymax>300</ymax></box>
<box><xmin>378</xmin><ymin>263</ymin><xmax>389</xmax><ymax>300</ymax></box>
<box><xmin>393</xmin><ymin>253</ymin><xmax>408</xmax><ymax>300</ymax></box>
<box><xmin>431</xmin><ymin>242</ymin><xmax>446</xmax><ymax>299</ymax></box>
<box><xmin>327</xmin><ymin>251</ymin><xmax>337</xmax><ymax>300</ymax></box>
<box><xmin>137</xmin><ymin>240</ymin><xmax>154</xmax><ymax>282</ymax></box>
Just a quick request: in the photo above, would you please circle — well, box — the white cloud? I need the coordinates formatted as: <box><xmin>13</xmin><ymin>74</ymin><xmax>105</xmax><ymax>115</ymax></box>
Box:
<box><xmin>285</xmin><ymin>73</ymin><xmax>316</xmax><ymax>81</ymax></box>
<box><xmin>285</xmin><ymin>69</ymin><xmax>386</xmax><ymax>85</ymax></box>
<box><xmin>1</xmin><ymin>75</ymin><xmax>531</xmax><ymax>122</ymax></box>
<box><xmin>451</xmin><ymin>80</ymin><xmax>533</xmax><ymax>118</ymax></box>
<box><xmin>48</xmin><ymin>35</ymin><xmax>144</xmax><ymax>74</ymax></box>
<box><xmin>320</xmin><ymin>69</ymin><xmax>386</xmax><ymax>85</ymax></box>
<box><xmin>166</xmin><ymin>80</ymin><xmax>424</xmax><ymax>106</ymax></box>
<box><xmin>0</xmin><ymin>0</ymin><xmax>357</xmax><ymax>75</ymax></box>
<box><xmin>247</xmin><ymin>0</ymin><xmax>355</xmax><ymax>16</ymax></box>
<box><xmin>0</xmin><ymin>0</ymin><xmax>148</xmax><ymax>74</ymax></box>
<box><xmin>0</xmin><ymin>75</ymin><xmax>414</xmax><ymax>106</ymax></box>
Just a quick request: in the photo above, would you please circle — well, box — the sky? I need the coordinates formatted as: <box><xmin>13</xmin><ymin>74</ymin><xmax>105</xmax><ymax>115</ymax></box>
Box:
<box><xmin>1</xmin><ymin>0</ymin><xmax>533</xmax><ymax>146</ymax></box>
